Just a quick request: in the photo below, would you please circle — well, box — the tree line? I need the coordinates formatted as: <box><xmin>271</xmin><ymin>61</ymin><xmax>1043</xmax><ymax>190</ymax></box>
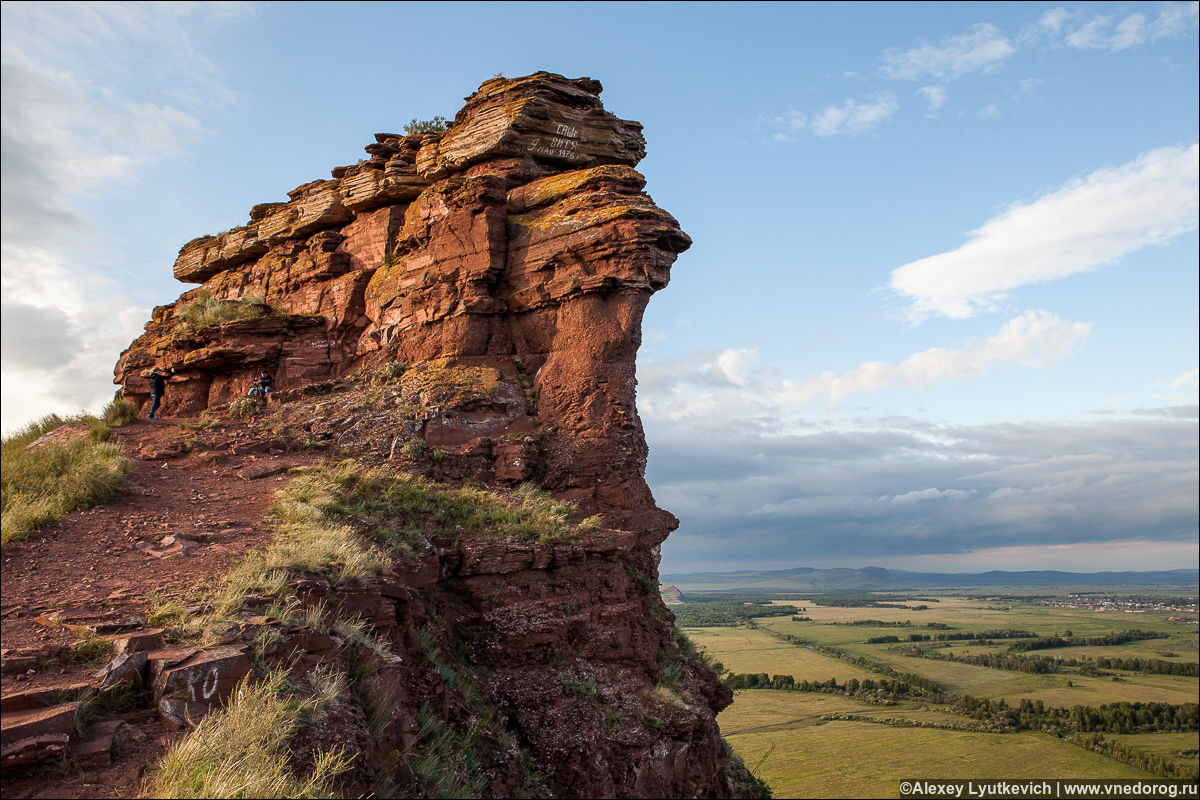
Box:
<box><xmin>1006</xmin><ymin>629</ymin><xmax>1169</xmax><ymax>652</ymax></box>
<box><xmin>899</xmin><ymin>646</ymin><xmax>1199</xmax><ymax>677</ymax></box>
<box><xmin>866</xmin><ymin>629</ymin><xmax>1037</xmax><ymax>644</ymax></box>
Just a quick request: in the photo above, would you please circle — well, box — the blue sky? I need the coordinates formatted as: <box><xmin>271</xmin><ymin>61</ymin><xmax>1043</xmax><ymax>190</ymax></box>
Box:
<box><xmin>2</xmin><ymin>1</ymin><xmax>1196</xmax><ymax>573</ymax></box>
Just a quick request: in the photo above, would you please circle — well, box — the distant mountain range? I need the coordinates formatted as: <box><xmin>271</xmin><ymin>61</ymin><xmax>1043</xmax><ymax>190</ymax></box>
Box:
<box><xmin>660</xmin><ymin>565</ymin><xmax>1200</xmax><ymax>592</ymax></box>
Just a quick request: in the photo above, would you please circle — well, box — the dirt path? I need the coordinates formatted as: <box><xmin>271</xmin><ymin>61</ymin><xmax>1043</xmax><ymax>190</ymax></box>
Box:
<box><xmin>1</xmin><ymin>414</ymin><xmax>322</xmax><ymax>798</ymax></box>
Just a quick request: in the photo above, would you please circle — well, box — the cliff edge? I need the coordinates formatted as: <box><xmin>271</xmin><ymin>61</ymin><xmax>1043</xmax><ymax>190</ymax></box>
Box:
<box><xmin>2</xmin><ymin>73</ymin><xmax>759</xmax><ymax>798</ymax></box>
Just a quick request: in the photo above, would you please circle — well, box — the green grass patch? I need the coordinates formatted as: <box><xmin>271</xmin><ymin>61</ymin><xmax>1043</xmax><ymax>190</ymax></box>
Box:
<box><xmin>2</xmin><ymin>414</ymin><xmax>131</xmax><ymax>543</ymax></box>
<box><xmin>177</xmin><ymin>291</ymin><xmax>273</xmax><ymax>330</ymax></box>
<box><xmin>725</xmin><ymin>715</ymin><xmax>1155</xmax><ymax>799</ymax></box>
<box><xmin>144</xmin><ymin>671</ymin><xmax>352</xmax><ymax>798</ymax></box>
<box><xmin>309</xmin><ymin>462</ymin><xmax>601</xmax><ymax>551</ymax></box>
<box><xmin>684</xmin><ymin>627</ymin><xmax>878</xmax><ymax>684</ymax></box>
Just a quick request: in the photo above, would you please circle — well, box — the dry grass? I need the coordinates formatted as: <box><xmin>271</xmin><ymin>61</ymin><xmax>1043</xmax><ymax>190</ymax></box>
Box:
<box><xmin>143</xmin><ymin>672</ymin><xmax>352</xmax><ymax>799</ymax></box>
<box><xmin>2</xmin><ymin>414</ymin><xmax>131</xmax><ymax>543</ymax></box>
<box><xmin>177</xmin><ymin>292</ymin><xmax>272</xmax><ymax>330</ymax></box>
<box><xmin>309</xmin><ymin>461</ymin><xmax>602</xmax><ymax>552</ymax></box>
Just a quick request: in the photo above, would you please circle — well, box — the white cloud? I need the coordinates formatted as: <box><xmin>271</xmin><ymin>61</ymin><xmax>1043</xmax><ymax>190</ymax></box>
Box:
<box><xmin>1068</xmin><ymin>13</ymin><xmax>1148</xmax><ymax>51</ymax></box>
<box><xmin>640</xmin><ymin>312</ymin><xmax>1090</xmax><ymax>421</ymax></box>
<box><xmin>880</xmin><ymin>23</ymin><xmax>1015</xmax><ymax>81</ymax></box>
<box><xmin>916</xmin><ymin>84</ymin><xmax>947</xmax><ymax>113</ymax></box>
<box><xmin>772</xmin><ymin>311</ymin><xmax>1090</xmax><ymax>406</ymax></box>
<box><xmin>1</xmin><ymin>2</ymin><xmax>250</xmax><ymax>432</ymax></box>
<box><xmin>811</xmin><ymin>92</ymin><xmax>898</xmax><ymax>137</ymax></box>
<box><xmin>763</xmin><ymin>108</ymin><xmax>807</xmax><ymax>142</ymax></box>
<box><xmin>1167</xmin><ymin>367</ymin><xmax>1200</xmax><ymax>390</ymax></box>
<box><xmin>1039</xmin><ymin>8</ymin><xmax>1070</xmax><ymax>35</ymax></box>
<box><xmin>890</xmin><ymin>487</ymin><xmax>970</xmax><ymax>504</ymax></box>
<box><xmin>889</xmin><ymin>143</ymin><xmax>1200</xmax><ymax>320</ymax></box>
<box><xmin>1045</xmin><ymin>3</ymin><xmax>1197</xmax><ymax>52</ymax></box>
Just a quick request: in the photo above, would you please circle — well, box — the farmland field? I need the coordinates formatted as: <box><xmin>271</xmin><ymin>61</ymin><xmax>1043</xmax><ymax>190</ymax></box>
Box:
<box><xmin>685</xmin><ymin>592</ymin><xmax>1199</xmax><ymax>797</ymax></box>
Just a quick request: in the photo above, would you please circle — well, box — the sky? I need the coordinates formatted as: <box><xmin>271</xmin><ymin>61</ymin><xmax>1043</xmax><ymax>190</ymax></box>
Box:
<box><xmin>2</xmin><ymin>1</ymin><xmax>1197</xmax><ymax>574</ymax></box>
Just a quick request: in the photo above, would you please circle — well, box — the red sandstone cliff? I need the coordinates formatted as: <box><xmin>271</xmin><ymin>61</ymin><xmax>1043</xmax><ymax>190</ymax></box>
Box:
<box><xmin>99</xmin><ymin>73</ymin><xmax>755</xmax><ymax>797</ymax></box>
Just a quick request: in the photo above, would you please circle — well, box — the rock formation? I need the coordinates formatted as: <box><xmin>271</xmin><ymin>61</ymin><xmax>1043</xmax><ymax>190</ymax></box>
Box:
<box><xmin>102</xmin><ymin>73</ymin><xmax>755</xmax><ymax>797</ymax></box>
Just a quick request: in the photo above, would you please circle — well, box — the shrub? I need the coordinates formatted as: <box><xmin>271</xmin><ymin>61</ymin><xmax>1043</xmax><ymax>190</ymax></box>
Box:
<box><xmin>379</xmin><ymin>360</ymin><xmax>406</xmax><ymax>380</ymax></box>
<box><xmin>404</xmin><ymin>116</ymin><xmax>448</xmax><ymax>135</ymax></box>
<box><xmin>399</xmin><ymin>438</ymin><xmax>428</xmax><ymax>458</ymax></box>
<box><xmin>2</xmin><ymin>415</ymin><xmax>130</xmax><ymax>543</ymax></box>
<box><xmin>229</xmin><ymin>397</ymin><xmax>261</xmax><ymax>420</ymax></box>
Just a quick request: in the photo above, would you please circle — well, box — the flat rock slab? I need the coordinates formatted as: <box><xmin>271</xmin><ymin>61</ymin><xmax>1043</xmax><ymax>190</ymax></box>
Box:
<box><xmin>25</xmin><ymin>424</ymin><xmax>91</xmax><ymax>451</ymax></box>
<box><xmin>1</xmin><ymin>733</ymin><xmax>70</xmax><ymax>773</ymax></box>
<box><xmin>110</xmin><ymin>627</ymin><xmax>167</xmax><ymax>654</ymax></box>
<box><xmin>70</xmin><ymin>719</ymin><xmax>124</xmax><ymax>769</ymax></box>
<box><xmin>235</xmin><ymin>461</ymin><xmax>289</xmax><ymax>481</ymax></box>
<box><xmin>139</xmin><ymin>535</ymin><xmax>202</xmax><ymax>558</ymax></box>
<box><xmin>1</xmin><ymin>682</ymin><xmax>91</xmax><ymax>714</ymax></box>
<box><xmin>145</xmin><ymin>646</ymin><xmax>199</xmax><ymax>682</ymax></box>
<box><xmin>32</xmin><ymin>606</ymin><xmax>144</xmax><ymax>635</ymax></box>
<box><xmin>0</xmin><ymin>655</ymin><xmax>37</xmax><ymax>675</ymax></box>
<box><xmin>154</xmin><ymin>646</ymin><xmax>251</xmax><ymax>705</ymax></box>
<box><xmin>1</xmin><ymin>702</ymin><xmax>80</xmax><ymax>746</ymax></box>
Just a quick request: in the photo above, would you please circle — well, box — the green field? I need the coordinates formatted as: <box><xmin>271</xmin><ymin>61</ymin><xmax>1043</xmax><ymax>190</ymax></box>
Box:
<box><xmin>755</xmin><ymin>598</ymin><xmax>1198</xmax><ymax>705</ymax></box>
<box><xmin>1109</xmin><ymin>732</ymin><xmax>1200</xmax><ymax>775</ymax></box>
<box><xmin>684</xmin><ymin>626</ymin><xmax>879</xmax><ymax>683</ymax></box>
<box><xmin>724</xmin><ymin>703</ymin><xmax>1156</xmax><ymax>798</ymax></box>
<box><xmin>690</xmin><ymin>593</ymin><xmax>1198</xmax><ymax>796</ymax></box>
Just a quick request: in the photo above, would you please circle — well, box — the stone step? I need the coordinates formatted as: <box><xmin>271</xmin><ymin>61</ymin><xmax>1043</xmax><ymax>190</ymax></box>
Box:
<box><xmin>1</xmin><ymin>702</ymin><xmax>80</xmax><ymax>747</ymax></box>
<box><xmin>1</xmin><ymin>683</ymin><xmax>90</xmax><ymax>714</ymax></box>
<box><xmin>70</xmin><ymin>719</ymin><xmax>124</xmax><ymax>770</ymax></box>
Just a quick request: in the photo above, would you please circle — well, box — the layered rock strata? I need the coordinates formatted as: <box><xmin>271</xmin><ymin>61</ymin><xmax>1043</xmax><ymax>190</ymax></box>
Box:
<box><xmin>116</xmin><ymin>71</ymin><xmax>689</xmax><ymax>539</ymax></box>
<box><xmin>110</xmin><ymin>73</ymin><xmax>743</xmax><ymax>797</ymax></box>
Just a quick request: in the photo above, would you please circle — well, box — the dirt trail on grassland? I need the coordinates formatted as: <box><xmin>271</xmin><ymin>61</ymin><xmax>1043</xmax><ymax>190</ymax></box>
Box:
<box><xmin>1</xmin><ymin>415</ymin><xmax>321</xmax><ymax>798</ymax></box>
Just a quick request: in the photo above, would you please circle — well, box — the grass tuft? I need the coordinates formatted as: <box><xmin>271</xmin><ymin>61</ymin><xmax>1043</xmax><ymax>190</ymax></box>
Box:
<box><xmin>2</xmin><ymin>415</ymin><xmax>131</xmax><ymax>543</ymax></box>
<box><xmin>177</xmin><ymin>291</ymin><xmax>273</xmax><ymax>330</ymax></box>
<box><xmin>144</xmin><ymin>671</ymin><xmax>352</xmax><ymax>799</ymax></box>
<box><xmin>306</xmin><ymin>463</ymin><xmax>597</xmax><ymax>549</ymax></box>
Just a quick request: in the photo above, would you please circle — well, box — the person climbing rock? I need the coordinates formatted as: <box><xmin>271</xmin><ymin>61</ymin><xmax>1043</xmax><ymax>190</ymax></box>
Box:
<box><xmin>147</xmin><ymin>367</ymin><xmax>173</xmax><ymax>419</ymax></box>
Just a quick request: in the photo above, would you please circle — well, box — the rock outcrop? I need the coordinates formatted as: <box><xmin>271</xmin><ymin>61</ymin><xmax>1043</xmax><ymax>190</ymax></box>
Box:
<box><xmin>116</xmin><ymin>71</ymin><xmax>689</xmax><ymax>539</ymax></box>
<box><xmin>106</xmin><ymin>72</ymin><xmax>748</xmax><ymax>798</ymax></box>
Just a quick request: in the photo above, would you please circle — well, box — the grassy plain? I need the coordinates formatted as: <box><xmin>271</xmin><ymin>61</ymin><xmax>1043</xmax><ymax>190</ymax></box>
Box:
<box><xmin>724</xmin><ymin>713</ymin><xmax>1155</xmax><ymax>799</ymax></box>
<box><xmin>1109</xmin><ymin>732</ymin><xmax>1200</xmax><ymax>775</ymax></box>
<box><xmin>683</xmin><ymin>626</ymin><xmax>878</xmax><ymax>683</ymax></box>
<box><xmin>697</xmin><ymin>593</ymin><xmax>1198</xmax><ymax>796</ymax></box>
<box><xmin>756</xmin><ymin>597</ymin><xmax>1198</xmax><ymax>705</ymax></box>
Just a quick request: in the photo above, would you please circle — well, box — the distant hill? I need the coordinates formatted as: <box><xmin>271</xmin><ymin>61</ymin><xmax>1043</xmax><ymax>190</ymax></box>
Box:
<box><xmin>661</xmin><ymin>566</ymin><xmax>1199</xmax><ymax>592</ymax></box>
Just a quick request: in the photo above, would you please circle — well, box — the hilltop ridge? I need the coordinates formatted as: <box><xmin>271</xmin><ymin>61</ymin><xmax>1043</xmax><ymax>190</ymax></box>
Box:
<box><xmin>2</xmin><ymin>73</ymin><xmax>758</xmax><ymax>798</ymax></box>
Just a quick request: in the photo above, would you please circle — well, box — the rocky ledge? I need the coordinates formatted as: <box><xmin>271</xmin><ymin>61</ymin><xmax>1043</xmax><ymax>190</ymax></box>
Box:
<box><xmin>97</xmin><ymin>73</ymin><xmax>757</xmax><ymax>798</ymax></box>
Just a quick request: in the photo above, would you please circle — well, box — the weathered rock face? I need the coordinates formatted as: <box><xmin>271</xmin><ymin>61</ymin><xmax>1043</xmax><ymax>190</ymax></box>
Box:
<box><xmin>111</xmin><ymin>72</ymin><xmax>738</xmax><ymax>797</ymax></box>
<box><xmin>116</xmin><ymin>71</ymin><xmax>689</xmax><ymax>539</ymax></box>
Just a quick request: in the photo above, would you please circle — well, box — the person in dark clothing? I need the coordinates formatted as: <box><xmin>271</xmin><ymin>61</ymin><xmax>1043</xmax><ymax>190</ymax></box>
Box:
<box><xmin>147</xmin><ymin>368</ymin><xmax>172</xmax><ymax>419</ymax></box>
<box><xmin>247</xmin><ymin>371</ymin><xmax>272</xmax><ymax>402</ymax></box>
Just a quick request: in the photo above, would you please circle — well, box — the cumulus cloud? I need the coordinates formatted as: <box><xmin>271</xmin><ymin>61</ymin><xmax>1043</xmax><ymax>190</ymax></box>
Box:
<box><xmin>888</xmin><ymin>143</ymin><xmax>1200</xmax><ymax>320</ymax></box>
<box><xmin>1</xmin><ymin>2</ymin><xmax>250</xmax><ymax>431</ymax></box>
<box><xmin>810</xmin><ymin>91</ymin><xmax>898</xmax><ymax>137</ymax></box>
<box><xmin>880</xmin><ymin>23</ymin><xmax>1015</xmax><ymax>81</ymax></box>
